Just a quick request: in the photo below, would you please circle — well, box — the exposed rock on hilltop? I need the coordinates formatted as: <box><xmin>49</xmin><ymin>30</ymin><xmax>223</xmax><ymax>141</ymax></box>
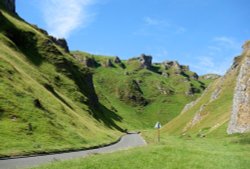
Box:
<box><xmin>139</xmin><ymin>54</ymin><xmax>152</xmax><ymax>69</ymax></box>
<box><xmin>200</xmin><ymin>74</ymin><xmax>221</xmax><ymax>80</ymax></box>
<box><xmin>164</xmin><ymin>40</ymin><xmax>250</xmax><ymax>135</ymax></box>
<box><xmin>50</xmin><ymin>37</ymin><xmax>70</xmax><ymax>53</ymax></box>
<box><xmin>227</xmin><ymin>45</ymin><xmax>250</xmax><ymax>134</ymax></box>
<box><xmin>162</xmin><ymin>61</ymin><xmax>182</xmax><ymax>70</ymax></box>
<box><xmin>114</xmin><ymin>56</ymin><xmax>121</xmax><ymax>63</ymax></box>
<box><xmin>4</xmin><ymin>0</ymin><xmax>15</xmax><ymax>13</ymax></box>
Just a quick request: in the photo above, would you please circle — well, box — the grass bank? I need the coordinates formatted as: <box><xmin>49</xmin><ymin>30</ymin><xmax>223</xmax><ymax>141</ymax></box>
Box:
<box><xmin>32</xmin><ymin>131</ymin><xmax>250</xmax><ymax>169</ymax></box>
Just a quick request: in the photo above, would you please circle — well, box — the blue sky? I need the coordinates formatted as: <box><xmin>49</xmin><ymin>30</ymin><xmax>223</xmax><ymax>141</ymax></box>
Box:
<box><xmin>16</xmin><ymin>0</ymin><xmax>250</xmax><ymax>75</ymax></box>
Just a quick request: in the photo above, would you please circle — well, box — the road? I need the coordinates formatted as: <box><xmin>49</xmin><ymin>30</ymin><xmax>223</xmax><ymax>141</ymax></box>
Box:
<box><xmin>0</xmin><ymin>133</ymin><xmax>146</xmax><ymax>169</ymax></box>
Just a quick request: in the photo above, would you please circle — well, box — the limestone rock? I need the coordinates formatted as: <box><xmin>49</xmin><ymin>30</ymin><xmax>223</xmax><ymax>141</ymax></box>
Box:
<box><xmin>227</xmin><ymin>57</ymin><xmax>250</xmax><ymax>134</ymax></box>
<box><xmin>162</xmin><ymin>72</ymin><xmax>169</xmax><ymax>78</ymax></box>
<box><xmin>114</xmin><ymin>56</ymin><xmax>121</xmax><ymax>63</ymax></box>
<box><xmin>243</xmin><ymin>41</ymin><xmax>250</xmax><ymax>53</ymax></box>
<box><xmin>163</xmin><ymin>61</ymin><xmax>180</xmax><ymax>70</ymax></box>
<box><xmin>104</xmin><ymin>59</ymin><xmax>113</xmax><ymax>67</ymax></box>
<box><xmin>190</xmin><ymin>72</ymin><xmax>199</xmax><ymax>80</ymax></box>
<box><xmin>4</xmin><ymin>0</ymin><xmax>15</xmax><ymax>13</ymax></box>
<box><xmin>50</xmin><ymin>36</ymin><xmax>69</xmax><ymax>53</ymax></box>
<box><xmin>72</xmin><ymin>55</ymin><xmax>98</xmax><ymax>68</ymax></box>
<box><xmin>201</xmin><ymin>74</ymin><xmax>221</xmax><ymax>80</ymax></box>
<box><xmin>210</xmin><ymin>87</ymin><xmax>221</xmax><ymax>102</ymax></box>
<box><xmin>139</xmin><ymin>54</ymin><xmax>152</xmax><ymax>69</ymax></box>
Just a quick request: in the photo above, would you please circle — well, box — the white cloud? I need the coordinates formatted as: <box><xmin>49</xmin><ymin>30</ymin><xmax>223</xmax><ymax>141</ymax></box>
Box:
<box><xmin>213</xmin><ymin>36</ymin><xmax>240</xmax><ymax>50</ymax></box>
<box><xmin>188</xmin><ymin>37</ymin><xmax>242</xmax><ymax>75</ymax></box>
<box><xmin>198</xmin><ymin>56</ymin><xmax>214</xmax><ymax>67</ymax></box>
<box><xmin>144</xmin><ymin>17</ymin><xmax>160</xmax><ymax>26</ymax></box>
<box><xmin>40</xmin><ymin>0</ymin><xmax>96</xmax><ymax>38</ymax></box>
<box><xmin>175</xmin><ymin>27</ymin><xmax>187</xmax><ymax>34</ymax></box>
<box><xmin>142</xmin><ymin>17</ymin><xmax>186</xmax><ymax>34</ymax></box>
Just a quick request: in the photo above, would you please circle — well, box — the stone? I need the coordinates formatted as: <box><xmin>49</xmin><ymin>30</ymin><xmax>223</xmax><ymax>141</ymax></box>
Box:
<box><xmin>242</xmin><ymin>41</ymin><xmax>250</xmax><ymax>53</ymax></box>
<box><xmin>183</xmin><ymin>104</ymin><xmax>207</xmax><ymax>132</ymax></box>
<box><xmin>114</xmin><ymin>56</ymin><xmax>121</xmax><ymax>63</ymax></box>
<box><xmin>190</xmin><ymin>73</ymin><xmax>199</xmax><ymax>80</ymax></box>
<box><xmin>72</xmin><ymin>55</ymin><xmax>98</xmax><ymax>68</ymax></box>
<box><xmin>104</xmin><ymin>59</ymin><xmax>113</xmax><ymax>67</ymax></box>
<box><xmin>162</xmin><ymin>72</ymin><xmax>169</xmax><ymax>78</ymax></box>
<box><xmin>4</xmin><ymin>0</ymin><xmax>15</xmax><ymax>13</ymax></box>
<box><xmin>139</xmin><ymin>54</ymin><xmax>152</xmax><ymax>69</ymax></box>
<box><xmin>210</xmin><ymin>87</ymin><xmax>221</xmax><ymax>102</ymax></box>
<box><xmin>227</xmin><ymin>57</ymin><xmax>250</xmax><ymax>134</ymax></box>
<box><xmin>201</xmin><ymin>74</ymin><xmax>221</xmax><ymax>80</ymax></box>
<box><xmin>50</xmin><ymin>36</ymin><xmax>70</xmax><ymax>53</ymax></box>
<box><xmin>163</xmin><ymin>61</ymin><xmax>180</xmax><ymax>70</ymax></box>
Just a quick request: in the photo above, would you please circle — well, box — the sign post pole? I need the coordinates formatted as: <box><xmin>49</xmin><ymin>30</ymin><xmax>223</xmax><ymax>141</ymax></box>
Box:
<box><xmin>154</xmin><ymin>121</ymin><xmax>161</xmax><ymax>143</ymax></box>
<box><xmin>158</xmin><ymin>127</ymin><xmax>160</xmax><ymax>142</ymax></box>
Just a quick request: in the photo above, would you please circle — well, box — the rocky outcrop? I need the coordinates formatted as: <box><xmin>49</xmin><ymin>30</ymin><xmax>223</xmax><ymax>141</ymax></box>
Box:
<box><xmin>50</xmin><ymin>37</ymin><xmax>69</xmax><ymax>53</ymax></box>
<box><xmin>139</xmin><ymin>54</ymin><xmax>152</xmax><ymax>69</ymax></box>
<box><xmin>201</xmin><ymin>74</ymin><xmax>221</xmax><ymax>80</ymax></box>
<box><xmin>73</xmin><ymin>55</ymin><xmax>98</xmax><ymax>68</ymax></box>
<box><xmin>163</xmin><ymin>61</ymin><xmax>180</xmax><ymax>70</ymax></box>
<box><xmin>210</xmin><ymin>87</ymin><xmax>221</xmax><ymax>102</ymax></box>
<box><xmin>183</xmin><ymin>104</ymin><xmax>208</xmax><ymax>132</ymax></box>
<box><xmin>104</xmin><ymin>58</ymin><xmax>113</xmax><ymax>67</ymax></box>
<box><xmin>243</xmin><ymin>41</ymin><xmax>250</xmax><ymax>53</ymax></box>
<box><xmin>227</xmin><ymin>56</ymin><xmax>250</xmax><ymax>134</ymax></box>
<box><xmin>4</xmin><ymin>0</ymin><xmax>15</xmax><ymax>13</ymax></box>
<box><xmin>114</xmin><ymin>56</ymin><xmax>121</xmax><ymax>63</ymax></box>
<box><xmin>162</xmin><ymin>61</ymin><xmax>191</xmax><ymax>76</ymax></box>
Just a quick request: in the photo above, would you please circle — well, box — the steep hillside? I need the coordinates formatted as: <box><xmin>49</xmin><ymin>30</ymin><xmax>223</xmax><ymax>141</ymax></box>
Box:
<box><xmin>72</xmin><ymin>52</ymin><xmax>211</xmax><ymax>129</ymax></box>
<box><xmin>0</xmin><ymin>0</ymin><xmax>215</xmax><ymax>158</ymax></box>
<box><xmin>163</xmin><ymin>41</ymin><xmax>250</xmax><ymax>137</ymax></box>
<box><xmin>0</xmin><ymin>4</ymin><xmax>122</xmax><ymax>157</ymax></box>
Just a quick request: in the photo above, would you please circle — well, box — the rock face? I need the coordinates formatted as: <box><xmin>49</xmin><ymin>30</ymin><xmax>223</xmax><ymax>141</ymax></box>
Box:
<box><xmin>227</xmin><ymin>56</ymin><xmax>250</xmax><ymax>134</ymax></box>
<box><xmin>201</xmin><ymin>74</ymin><xmax>221</xmax><ymax>80</ymax></box>
<box><xmin>163</xmin><ymin>61</ymin><xmax>180</xmax><ymax>70</ymax></box>
<box><xmin>114</xmin><ymin>56</ymin><xmax>121</xmax><ymax>63</ymax></box>
<box><xmin>139</xmin><ymin>54</ymin><xmax>152</xmax><ymax>69</ymax></box>
<box><xmin>4</xmin><ymin>0</ymin><xmax>15</xmax><ymax>13</ymax></box>
<box><xmin>73</xmin><ymin>55</ymin><xmax>98</xmax><ymax>68</ymax></box>
<box><xmin>50</xmin><ymin>37</ymin><xmax>69</xmax><ymax>53</ymax></box>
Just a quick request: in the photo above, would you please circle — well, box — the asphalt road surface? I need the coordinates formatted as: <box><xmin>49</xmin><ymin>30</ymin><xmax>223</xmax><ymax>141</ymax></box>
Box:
<box><xmin>0</xmin><ymin>133</ymin><xmax>146</xmax><ymax>169</ymax></box>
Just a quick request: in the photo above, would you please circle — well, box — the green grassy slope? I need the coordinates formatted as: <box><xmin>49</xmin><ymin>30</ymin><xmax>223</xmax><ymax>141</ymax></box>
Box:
<box><xmin>0</xmin><ymin>9</ymin><xmax>122</xmax><ymax>157</ymax></box>
<box><xmin>162</xmin><ymin>53</ymin><xmax>247</xmax><ymax>137</ymax></box>
<box><xmin>71</xmin><ymin>51</ymin><xmax>210</xmax><ymax>130</ymax></box>
<box><xmin>33</xmin><ymin>132</ymin><xmax>250</xmax><ymax>169</ymax></box>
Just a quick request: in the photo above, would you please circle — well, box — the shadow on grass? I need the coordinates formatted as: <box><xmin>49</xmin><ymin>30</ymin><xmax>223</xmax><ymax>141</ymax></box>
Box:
<box><xmin>93</xmin><ymin>103</ymin><xmax>124</xmax><ymax>132</ymax></box>
<box><xmin>43</xmin><ymin>83</ymin><xmax>74</xmax><ymax>111</ymax></box>
<box><xmin>0</xmin><ymin>12</ymin><xmax>124</xmax><ymax>132</ymax></box>
<box><xmin>0</xmin><ymin>108</ymin><xmax>4</xmax><ymax>118</ymax></box>
<box><xmin>0</xmin><ymin>12</ymin><xmax>43</xmax><ymax>66</ymax></box>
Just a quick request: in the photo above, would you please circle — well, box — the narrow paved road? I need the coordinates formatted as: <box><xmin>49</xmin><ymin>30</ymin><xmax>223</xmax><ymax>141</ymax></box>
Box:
<box><xmin>0</xmin><ymin>133</ymin><xmax>146</xmax><ymax>169</ymax></box>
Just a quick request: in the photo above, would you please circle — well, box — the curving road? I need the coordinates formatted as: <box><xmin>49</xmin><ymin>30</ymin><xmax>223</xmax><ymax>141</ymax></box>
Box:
<box><xmin>0</xmin><ymin>133</ymin><xmax>146</xmax><ymax>169</ymax></box>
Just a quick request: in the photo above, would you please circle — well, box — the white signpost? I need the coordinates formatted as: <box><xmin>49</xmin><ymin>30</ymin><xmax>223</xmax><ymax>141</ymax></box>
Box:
<box><xmin>154</xmin><ymin>121</ymin><xmax>161</xmax><ymax>142</ymax></box>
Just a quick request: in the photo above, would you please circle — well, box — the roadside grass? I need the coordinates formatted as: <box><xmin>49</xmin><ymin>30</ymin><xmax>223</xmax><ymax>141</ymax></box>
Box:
<box><xmin>32</xmin><ymin>131</ymin><xmax>250</xmax><ymax>169</ymax></box>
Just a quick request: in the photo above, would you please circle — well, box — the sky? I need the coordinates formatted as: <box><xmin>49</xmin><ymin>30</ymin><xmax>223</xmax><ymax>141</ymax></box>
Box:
<box><xmin>16</xmin><ymin>0</ymin><xmax>250</xmax><ymax>75</ymax></box>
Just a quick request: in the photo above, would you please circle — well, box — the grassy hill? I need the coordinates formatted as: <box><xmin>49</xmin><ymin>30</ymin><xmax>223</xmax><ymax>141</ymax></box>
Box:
<box><xmin>0</xmin><ymin>4</ymin><xmax>212</xmax><ymax>157</ymax></box>
<box><xmin>0</xmin><ymin>7</ymin><xmax>123</xmax><ymax>157</ymax></box>
<box><xmin>31</xmin><ymin>61</ymin><xmax>250</xmax><ymax>169</ymax></box>
<box><xmin>31</xmin><ymin>42</ymin><xmax>250</xmax><ymax>169</ymax></box>
<box><xmin>162</xmin><ymin>45</ymin><xmax>250</xmax><ymax>137</ymax></box>
<box><xmin>71</xmin><ymin>51</ymin><xmax>210</xmax><ymax>130</ymax></box>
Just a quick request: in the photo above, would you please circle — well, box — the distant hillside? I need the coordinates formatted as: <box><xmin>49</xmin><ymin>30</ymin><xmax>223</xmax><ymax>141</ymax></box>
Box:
<box><xmin>163</xmin><ymin>41</ymin><xmax>250</xmax><ymax>137</ymax></box>
<box><xmin>72</xmin><ymin>51</ymin><xmax>211</xmax><ymax>129</ymax></box>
